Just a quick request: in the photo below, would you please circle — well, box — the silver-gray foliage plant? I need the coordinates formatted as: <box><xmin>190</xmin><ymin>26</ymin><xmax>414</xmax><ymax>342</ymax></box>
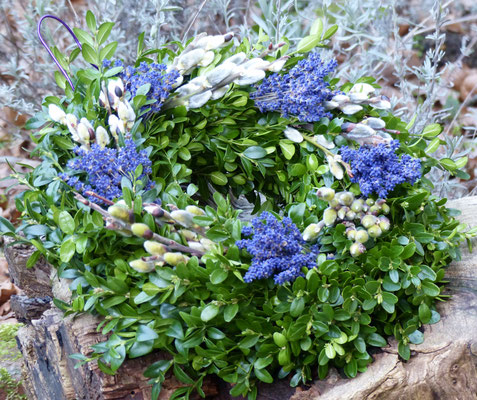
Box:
<box><xmin>1</xmin><ymin>0</ymin><xmax>475</xmax><ymax>195</ymax></box>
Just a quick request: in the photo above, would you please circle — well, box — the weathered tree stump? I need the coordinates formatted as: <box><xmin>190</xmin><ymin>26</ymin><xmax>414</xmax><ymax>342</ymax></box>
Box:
<box><xmin>3</xmin><ymin>237</ymin><xmax>218</xmax><ymax>400</ymax></box>
<box><xmin>3</xmin><ymin>196</ymin><xmax>477</xmax><ymax>400</ymax></box>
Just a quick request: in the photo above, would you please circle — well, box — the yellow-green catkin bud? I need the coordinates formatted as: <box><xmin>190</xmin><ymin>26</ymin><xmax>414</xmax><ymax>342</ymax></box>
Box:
<box><xmin>361</xmin><ymin>215</ymin><xmax>378</xmax><ymax>229</ymax></box>
<box><xmin>188</xmin><ymin>241</ymin><xmax>206</xmax><ymax>253</ymax></box>
<box><xmin>200</xmin><ymin>238</ymin><xmax>215</xmax><ymax>251</ymax></box>
<box><xmin>329</xmin><ymin>197</ymin><xmax>340</xmax><ymax>208</ymax></box>
<box><xmin>378</xmin><ymin>216</ymin><xmax>391</xmax><ymax>232</ymax></box>
<box><xmin>303</xmin><ymin>223</ymin><xmax>322</xmax><ymax>242</ymax></box>
<box><xmin>323</xmin><ymin>208</ymin><xmax>338</xmax><ymax>226</ymax></box>
<box><xmin>144</xmin><ymin>240</ymin><xmax>167</xmax><ymax>256</ymax></box>
<box><xmin>346</xmin><ymin>228</ymin><xmax>357</xmax><ymax>241</ymax></box>
<box><xmin>365</xmin><ymin>198</ymin><xmax>375</xmax><ymax>206</ymax></box>
<box><xmin>367</xmin><ymin>225</ymin><xmax>383</xmax><ymax>238</ymax></box>
<box><xmin>350</xmin><ymin>242</ymin><xmax>366</xmax><ymax>257</ymax></box>
<box><xmin>170</xmin><ymin>210</ymin><xmax>194</xmax><ymax>228</ymax></box>
<box><xmin>346</xmin><ymin>210</ymin><xmax>357</xmax><ymax>221</ymax></box>
<box><xmin>355</xmin><ymin>230</ymin><xmax>369</xmax><ymax>243</ymax></box>
<box><xmin>144</xmin><ymin>205</ymin><xmax>165</xmax><ymax>218</ymax></box>
<box><xmin>381</xmin><ymin>203</ymin><xmax>390</xmax><ymax>214</ymax></box>
<box><xmin>338</xmin><ymin>191</ymin><xmax>354</xmax><ymax>206</ymax></box>
<box><xmin>317</xmin><ymin>187</ymin><xmax>335</xmax><ymax>202</ymax></box>
<box><xmin>129</xmin><ymin>259</ymin><xmax>156</xmax><ymax>273</ymax></box>
<box><xmin>185</xmin><ymin>205</ymin><xmax>205</xmax><ymax>216</ymax></box>
<box><xmin>180</xmin><ymin>229</ymin><xmax>198</xmax><ymax>241</ymax></box>
<box><xmin>351</xmin><ymin>199</ymin><xmax>364</xmax><ymax>213</ymax></box>
<box><xmin>131</xmin><ymin>223</ymin><xmax>153</xmax><ymax>239</ymax></box>
<box><xmin>369</xmin><ymin>205</ymin><xmax>381</xmax><ymax>215</ymax></box>
<box><xmin>337</xmin><ymin>206</ymin><xmax>349</xmax><ymax>220</ymax></box>
<box><xmin>108</xmin><ymin>204</ymin><xmax>130</xmax><ymax>222</ymax></box>
<box><xmin>164</xmin><ymin>252</ymin><xmax>188</xmax><ymax>266</ymax></box>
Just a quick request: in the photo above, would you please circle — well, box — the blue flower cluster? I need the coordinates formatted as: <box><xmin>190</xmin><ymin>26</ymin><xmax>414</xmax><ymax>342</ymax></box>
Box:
<box><xmin>340</xmin><ymin>140</ymin><xmax>422</xmax><ymax>198</ymax></box>
<box><xmin>60</xmin><ymin>139</ymin><xmax>153</xmax><ymax>204</ymax></box>
<box><xmin>249</xmin><ymin>53</ymin><xmax>338</xmax><ymax>122</ymax></box>
<box><xmin>237</xmin><ymin>212</ymin><xmax>317</xmax><ymax>284</ymax></box>
<box><xmin>103</xmin><ymin>60</ymin><xmax>180</xmax><ymax>113</ymax></box>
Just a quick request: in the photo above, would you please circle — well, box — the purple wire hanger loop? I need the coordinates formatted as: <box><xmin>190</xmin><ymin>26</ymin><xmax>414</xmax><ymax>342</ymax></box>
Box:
<box><xmin>37</xmin><ymin>14</ymin><xmax>98</xmax><ymax>91</ymax></box>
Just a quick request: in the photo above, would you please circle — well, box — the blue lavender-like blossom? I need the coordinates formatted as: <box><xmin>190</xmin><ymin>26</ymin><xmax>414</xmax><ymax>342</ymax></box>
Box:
<box><xmin>249</xmin><ymin>52</ymin><xmax>338</xmax><ymax>122</ymax></box>
<box><xmin>61</xmin><ymin>139</ymin><xmax>153</xmax><ymax>204</ymax></box>
<box><xmin>103</xmin><ymin>60</ymin><xmax>179</xmax><ymax>113</ymax></box>
<box><xmin>340</xmin><ymin>140</ymin><xmax>422</xmax><ymax>198</ymax></box>
<box><xmin>237</xmin><ymin>212</ymin><xmax>317</xmax><ymax>284</ymax></box>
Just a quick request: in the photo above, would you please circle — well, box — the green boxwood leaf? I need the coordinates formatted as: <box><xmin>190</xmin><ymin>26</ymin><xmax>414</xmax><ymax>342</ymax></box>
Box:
<box><xmin>210</xmin><ymin>171</ymin><xmax>228</xmax><ymax>186</ymax></box>
<box><xmin>129</xmin><ymin>340</ymin><xmax>154</xmax><ymax>358</ymax></box>
<box><xmin>243</xmin><ymin>146</ymin><xmax>267</xmax><ymax>159</ymax></box>
<box><xmin>279</xmin><ymin>141</ymin><xmax>295</xmax><ymax>160</ymax></box>
<box><xmin>290</xmin><ymin>297</ymin><xmax>305</xmax><ymax>317</ymax></box>
<box><xmin>422</xmin><ymin>123</ymin><xmax>442</xmax><ymax>138</ymax></box>
<box><xmin>398</xmin><ymin>342</ymin><xmax>410</xmax><ymax>360</ymax></box>
<box><xmin>224</xmin><ymin>303</ymin><xmax>239</xmax><ymax>322</ymax></box>
<box><xmin>100</xmin><ymin>42</ymin><xmax>118</xmax><ymax>61</ymax></box>
<box><xmin>81</xmin><ymin>43</ymin><xmax>97</xmax><ymax>64</ymax></box>
<box><xmin>165</xmin><ymin>320</ymin><xmax>184</xmax><ymax>340</ymax></box>
<box><xmin>254</xmin><ymin>357</ymin><xmax>273</xmax><ymax>370</ymax></box>
<box><xmin>322</xmin><ymin>25</ymin><xmax>338</xmax><ymax>40</ymax></box>
<box><xmin>353</xmin><ymin>337</ymin><xmax>366</xmax><ymax>353</ymax></box>
<box><xmin>144</xmin><ymin>360</ymin><xmax>172</xmax><ymax>378</ymax></box>
<box><xmin>344</xmin><ymin>358</ymin><xmax>357</xmax><ymax>377</ymax></box>
<box><xmin>173</xmin><ymin>364</ymin><xmax>194</xmax><ymax>384</ymax></box>
<box><xmin>0</xmin><ymin>216</ymin><xmax>15</xmax><ymax>233</ymax></box>
<box><xmin>421</xmin><ymin>281</ymin><xmax>440</xmax><ymax>297</ymax></box>
<box><xmin>136</xmin><ymin>324</ymin><xmax>159</xmax><ymax>342</ymax></box>
<box><xmin>200</xmin><ymin>304</ymin><xmax>219</xmax><ymax>322</ymax></box>
<box><xmin>86</xmin><ymin>10</ymin><xmax>96</xmax><ymax>32</ymax></box>
<box><xmin>418</xmin><ymin>303</ymin><xmax>431</xmax><ymax>323</ymax></box>
<box><xmin>60</xmin><ymin>239</ymin><xmax>76</xmax><ymax>263</ymax></box>
<box><xmin>210</xmin><ymin>269</ymin><xmax>228</xmax><ymax>284</ymax></box>
<box><xmin>254</xmin><ymin>367</ymin><xmax>273</xmax><ymax>383</ymax></box>
<box><xmin>97</xmin><ymin>22</ymin><xmax>115</xmax><ymax>45</ymax></box>
<box><xmin>58</xmin><ymin>211</ymin><xmax>75</xmax><ymax>235</ymax></box>
<box><xmin>367</xmin><ymin>333</ymin><xmax>387</xmax><ymax>347</ymax></box>
<box><xmin>408</xmin><ymin>329</ymin><xmax>424</xmax><ymax>345</ymax></box>
<box><xmin>297</xmin><ymin>34</ymin><xmax>321</xmax><ymax>53</ymax></box>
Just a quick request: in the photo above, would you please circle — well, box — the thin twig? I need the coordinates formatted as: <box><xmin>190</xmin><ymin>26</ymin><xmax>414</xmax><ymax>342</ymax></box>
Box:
<box><xmin>444</xmin><ymin>81</ymin><xmax>477</xmax><ymax>136</ymax></box>
<box><xmin>276</xmin><ymin>0</ymin><xmax>282</xmax><ymax>44</ymax></box>
<box><xmin>0</xmin><ymin>156</ymin><xmax>40</xmax><ymax>167</ymax></box>
<box><xmin>412</xmin><ymin>14</ymin><xmax>477</xmax><ymax>37</ymax></box>
<box><xmin>243</xmin><ymin>0</ymin><xmax>252</xmax><ymax>30</ymax></box>
<box><xmin>181</xmin><ymin>0</ymin><xmax>209</xmax><ymax>41</ymax></box>
<box><xmin>67</xmin><ymin>0</ymin><xmax>80</xmax><ymax>23</ymax></box>
<box><xmin>75</xmin><ymin>193</ymin><xmax>205</xmax><ymax>256</ymax></box>
<box><xmin>84</xmin><ymin>191</ymin><xmax>115</xmax><ymax>206</ymax></box>
<box><xmin>401</xmin><ymin>0</ymin><xmax>454</xmax><ymax>44</ymax></box>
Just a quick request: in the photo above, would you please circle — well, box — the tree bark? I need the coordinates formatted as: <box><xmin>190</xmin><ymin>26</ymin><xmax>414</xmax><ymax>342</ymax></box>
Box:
<box><xmin>4</xmin><ymin>197</ymin><xmax>477</xmax><ymax>400</ymax></box>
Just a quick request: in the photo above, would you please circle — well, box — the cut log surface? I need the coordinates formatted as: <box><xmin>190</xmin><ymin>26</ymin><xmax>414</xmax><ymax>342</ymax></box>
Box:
<box><xmin>4</xmin><ymin>197</ymin><xmax>477</xmax><ymax>400</ymax></box>
<box><xmin>4</xmin><ymin>237</ymin><xmax>52</xmax><ymax>297</ymax></box>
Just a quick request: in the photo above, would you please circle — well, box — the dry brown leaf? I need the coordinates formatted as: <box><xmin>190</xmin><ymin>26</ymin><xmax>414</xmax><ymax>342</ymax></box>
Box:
<box><xmin>459</xmin><ymin>72</ymin><xmax>477</xmax><ymax>102</ymax></box>
<box><xmin>0</xmin><ymin>300</ymin><xmax>11</xmax><ymax>316</ymax></box>
<box><xmin>0</xmin><ymin>280</ymin><xmax>18</xmax><ymax>305</ymax></box>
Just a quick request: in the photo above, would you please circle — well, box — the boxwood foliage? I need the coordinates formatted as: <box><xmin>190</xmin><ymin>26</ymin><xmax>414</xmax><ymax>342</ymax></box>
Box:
<box><xmin>2</xmin><ymin>12</ymin><xmax>476</xmax><ymax>400</ymax></box>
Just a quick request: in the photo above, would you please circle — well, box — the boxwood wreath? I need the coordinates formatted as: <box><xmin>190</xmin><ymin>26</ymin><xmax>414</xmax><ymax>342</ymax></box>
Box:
<box><xmin>2</xmin><ymin>11</ymin><xmax>477</xmax><ymax>400</ymax></box>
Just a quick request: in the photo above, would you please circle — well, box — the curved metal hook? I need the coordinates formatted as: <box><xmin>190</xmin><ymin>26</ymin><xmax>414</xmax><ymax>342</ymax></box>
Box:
<box><xmin>37</xmin><ymin>14</ymin><xmax>97</xmax><ymax>91</ymax></box>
